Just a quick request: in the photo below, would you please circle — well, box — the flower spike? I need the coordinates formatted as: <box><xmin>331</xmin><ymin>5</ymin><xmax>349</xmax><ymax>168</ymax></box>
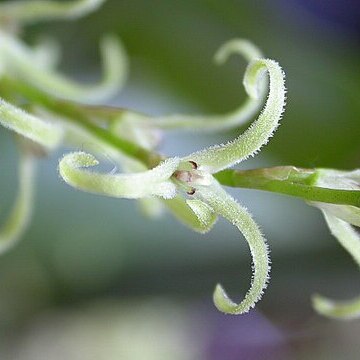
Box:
<box><xmin>59</xmin><ymin>152</ymin><xmax>180</xmax><ymax>199</ymax></box>
<box><xmin>312</xmin><ymin>212</ymin><xmax>360</xmax><ymax>319</ymax></box>
<box><xmin>0</xmin><ymin>0</ymin><xmax>106</xmax><ymax>25</ymax></box>
<box><xmin>183</xmin><ymin>58</ymin><xmax>286</xmax><ymax>173</ymax></box>
<box><xmin>195</xmin><ymin>179</ymin><xmax>270</xmax><ymax>314</ymax></box>
<box><xmin>122</xmin><ymin>39</ymin><xmax>265</xmax><ymax>132</ymax></box>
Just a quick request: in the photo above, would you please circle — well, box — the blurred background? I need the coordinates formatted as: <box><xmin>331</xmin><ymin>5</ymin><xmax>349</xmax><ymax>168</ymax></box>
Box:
<box><xmin>0</xmin><ymin>0</ymin><xmax>360</xmax><ymax>359</ymax></box>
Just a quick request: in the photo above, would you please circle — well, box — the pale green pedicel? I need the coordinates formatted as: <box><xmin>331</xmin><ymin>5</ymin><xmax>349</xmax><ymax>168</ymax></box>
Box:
<box><xmin>312</xmin><ymin>213</ymin><xmax>360</xmax><ymax>319</ymax></box>
<box><xmin>0</xmin><ymin>98</ymin><xmax>63</xmax><ymax>149</ymax></box>
<box><xmin>123</xmin><ymin>39</ymin><xmax>266</xmax><ymax>132</ymax></box>
<box><xmin>0</xmin><ymin>149</ymin><xmax>36</xmax><ymax>254</ymax></box>
<box><xmin>0</xmin><ymin>0</ymin><xmax>106</xmax><ymax>24</ymax></box>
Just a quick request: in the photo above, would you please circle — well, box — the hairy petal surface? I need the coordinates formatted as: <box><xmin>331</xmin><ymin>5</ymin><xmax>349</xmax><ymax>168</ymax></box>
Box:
<box><xmin>59</xmin><ymin>152</ymin><xmax>180</xmax><ymax>199</ymax></box>
<box><xmin>124</xmin><ymin>39</ymin><xmax>265</xmax><ymax>132</ymax></box>
<box><xmin>0</xmin><ymin>98</ymin><xmax>63</xmax><ymax>149</ymax></box>
<box><xmin>0</xmin><ymin>149</ymin><xmax>36</xmax><ymax>254</ymax></box>
<box><xmin>312</xmin><ymin>212</ymin><xmax>360</xmax><ymax>319</ymax></box>
<box><xmin>183</xmin><ymin>58</ymin><xmax>286</xmax><ymax>173</ymax></box>
<box><xmin>195</xmin><ymin>179</ymin><xmax>270</xmax><ymax>314</ymax></box>
<box><xmin>0</xmin><ymin>0</ymin><xmax>106</xmax><ymax>24</ymax></box>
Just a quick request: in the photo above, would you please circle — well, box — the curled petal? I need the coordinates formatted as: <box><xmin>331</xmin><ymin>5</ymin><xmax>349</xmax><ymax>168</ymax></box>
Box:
<box><xmin>0</xmin><ymin>98</ymin><xmax>63</xmax><ymax>149</ymax></box>
<box><xmin>59</xmin><ymin>152</ymin><xmax>180</xmax><ymax>199</ymax></box>
<box><xmin>164</xmin><ymin>196</ymin><xmax>217</xmax><ymax>234</ymax></box>
<box><xmin>312</xmin><ymin>212</ymin><xmax>360</xmax><ymax>319</ymax></box>
<box><xmin>123</xmin><ymin>39</ymin><xmax>265</xmax><ymax>132</ymax></box>
<box><xmin>312</xmin><ymin>294</ymin><xmax>360</xmax><ymax>320</ymax></box>
<box><xmin>0</xmin><ymin>0</ymin><xmax>106</xmax><ymax>24</ymax></box>
<box><xmin>0</xmin><ymin>31</ymin><xmax>128</xmax><ymax>103</ymax></box>
<box><xmin>0</xmin><ymin>148</ymin><xmax>36</xmax><ymax>254</ymax></box>
<box><xmin>183</xmin><ymin>58</ymin><xmax>286</xmax><ymax>173</ymax></box>
<box><xmin>195</xmin><ymin>179</ymin><xmax>270</xmax><ymax>314</ymax></box>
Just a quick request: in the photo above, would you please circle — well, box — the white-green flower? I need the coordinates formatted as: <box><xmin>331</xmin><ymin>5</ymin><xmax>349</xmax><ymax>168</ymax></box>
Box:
<box><xmin>58</xmin><ymin>55</ymin><xmax>286</xmax><ymax>314</ymax></box>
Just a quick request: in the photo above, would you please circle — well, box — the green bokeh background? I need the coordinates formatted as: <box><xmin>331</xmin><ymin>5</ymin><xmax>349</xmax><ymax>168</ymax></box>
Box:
<box><xmin>0</xmin><ymin>0</ymin><xmax>359</xmax><ymax>358</ymax></box>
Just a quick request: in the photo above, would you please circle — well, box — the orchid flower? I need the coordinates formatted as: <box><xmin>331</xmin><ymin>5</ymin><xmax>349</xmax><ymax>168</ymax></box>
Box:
<box><xmin>58</xmin><ymin>56</ymin><xmax>286</xmax><ymax>314</ymax></box>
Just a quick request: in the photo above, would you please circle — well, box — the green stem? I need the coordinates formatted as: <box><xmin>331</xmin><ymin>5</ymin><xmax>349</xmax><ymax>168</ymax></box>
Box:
<box><xmin>0</xmin><ymin>77</ymin><xmax>162</xmax><ymax>168</ymax></box>
<box><xmin>215</xmin><ymin>166</ymin><xmax>360</xmax><ymax>207</ymax></box>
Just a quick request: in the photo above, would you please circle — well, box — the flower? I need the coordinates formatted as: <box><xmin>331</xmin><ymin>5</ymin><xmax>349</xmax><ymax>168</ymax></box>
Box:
<box><xmin>58</xmin><ymin>52</ymin><xmax>286</xmax><ymax>314</ymax></box>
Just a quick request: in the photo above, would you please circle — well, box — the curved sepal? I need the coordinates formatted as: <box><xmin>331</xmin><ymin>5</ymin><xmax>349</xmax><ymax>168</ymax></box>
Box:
<box><xmin>123</xmin><ymin>39</ymin><xmax>265</xmax><ymax>132</ymax></box>
<box><xmin>59</xmin><ymin>152</ymin><xmax>180</xmax><ymax>199</ymax></box>
<box><xmin>195</xmin><ymin>179</ymin><xmax>270</xmax><ymax>314</ymax></box>
<box><xmin>183</xmin><ymin>58</ymin><xmax>286</xmax><ymax>173</ymax></box>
